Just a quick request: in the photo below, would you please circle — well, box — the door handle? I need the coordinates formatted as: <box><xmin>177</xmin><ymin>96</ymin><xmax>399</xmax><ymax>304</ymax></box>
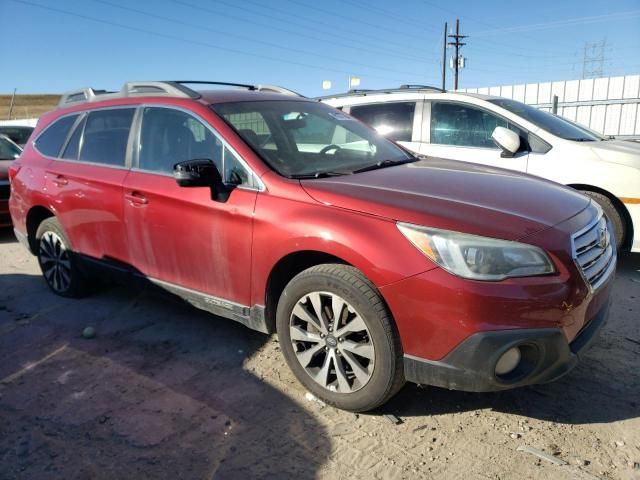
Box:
<box><xmin>52</xmin><ymin>175</ymin><xmax>68</xmax><ymax>186</ymax></box>
<box><xmin>125</xmin><ymin>191</ymin><xmax>148</xmax><ymax>205</ymax></box>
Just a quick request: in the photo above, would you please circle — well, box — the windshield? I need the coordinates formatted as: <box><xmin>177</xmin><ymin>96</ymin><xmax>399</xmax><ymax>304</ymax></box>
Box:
<box><xmin>0</xmin><ymin>136</ymin><xmax>22</xmax><ymax>160</ymax></box>
<box><xmin>212</xmin><ymin>100</ymin><xmax>413</xmax><ymax>178</ymax></box>
<box><xmin>488</xmin><ymin>98</ymin><xmax>603</xmax><ymax>142</ymax></box>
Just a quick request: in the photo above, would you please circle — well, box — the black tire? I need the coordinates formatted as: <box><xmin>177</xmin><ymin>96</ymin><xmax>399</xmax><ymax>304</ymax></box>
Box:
<box><xmin>276</xmin><ymin>264</ymin><xmax>404</xmax><ymax>412</ymax></box>
<box><xmin>35</xmin><ymin>217</ymin><xmax>88</xmax><ymax>298</ymax></box>
<box><xmin>580</xmin><ymin>190</ymin><xmax>626</xmax><ymax>250</ymax></box>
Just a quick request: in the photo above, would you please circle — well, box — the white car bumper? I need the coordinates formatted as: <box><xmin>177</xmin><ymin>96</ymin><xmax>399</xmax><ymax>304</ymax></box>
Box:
<box><xmin>626</xmin><ymin>202</ymin><xmax>640</xmax><ymax>252</ymax></box>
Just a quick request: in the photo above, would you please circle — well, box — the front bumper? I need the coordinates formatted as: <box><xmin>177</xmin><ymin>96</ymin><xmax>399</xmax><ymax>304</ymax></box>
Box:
<box><xmin>625</xmin><ymin>201</ymin><xmax>640</xmax><ymax>252</ymax></box>
<box><xmin>404</xmin><ymin>300</ymin><xmax>610</xmax><ymax>391</ymax></box>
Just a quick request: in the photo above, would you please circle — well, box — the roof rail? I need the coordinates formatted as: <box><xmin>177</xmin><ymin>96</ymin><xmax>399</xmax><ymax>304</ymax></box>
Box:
<box><xmin>57</xmin><ymin>80</ymin><xmax>303</xmax><ymax>108</ymax></box>
<box><xmin>170</xmin><ymin>80</ymin><xmax>256</xmax><ymax>91</ymax></box>
<box><xmin>315</xmin><ymin>84</ymin><xmax>446</xmax><ymax>100</ymax></box>
<box><xmin>255</xmin><ymin>84</ymin><xmax>304</xmax><ymax>97</ymax></box>
<box><xmin>58</xmin><ymin>81</ymin><xmax>197</xmax><ymax>107</ymax></box>
<box><xmin>400</xmin><ymin>84</ymin><xmax>444</xmax><ymax>92</ymax></box>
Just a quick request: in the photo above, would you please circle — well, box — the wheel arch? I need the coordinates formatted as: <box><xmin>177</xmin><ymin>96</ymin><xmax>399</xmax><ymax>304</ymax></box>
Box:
<box><xmin>568</xmin><ymin>183</ymin><xmax>633</xmax><ymax>250</ymax></box>
<box><xmin>264</xmin><ymin>250</ymin><xmax>351</xmax><ymax>334</ymax></box>
<box><xmin>26</xmin><ymin>205</ymin><xmax>55</xmax><ymax>254</ymax></box>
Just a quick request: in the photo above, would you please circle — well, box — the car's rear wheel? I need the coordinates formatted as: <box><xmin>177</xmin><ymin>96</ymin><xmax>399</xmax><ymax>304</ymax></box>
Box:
<box><xmin>36</xmin><ymin>218</ymin><xmax>87</xmax><ymax>297</ymax></box>
<box><xmin>579</xmin><ymin>190</ymin><xmax>626</xmax><ymax>250</ymax></box>
<box><xmin>276</xmin><ymin>264</ymin><xmax>404</xmax><ymax>412</ymax></box>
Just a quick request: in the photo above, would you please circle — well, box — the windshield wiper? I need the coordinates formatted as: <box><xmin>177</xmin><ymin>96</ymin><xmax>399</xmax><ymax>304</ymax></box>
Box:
<box><xmin>566</xmin><ymin>138</ymin><xmax>596</xmax><ymax>142</ymax></box>
<box><xmin>290</xmin><ymin>171</ymin><xmax>349</xmax><ymax>179</ymax></box>
<box><xmin>352</xmin><ymin>158</ymin><xmax>418</xmax><ymax>174</ymax></box>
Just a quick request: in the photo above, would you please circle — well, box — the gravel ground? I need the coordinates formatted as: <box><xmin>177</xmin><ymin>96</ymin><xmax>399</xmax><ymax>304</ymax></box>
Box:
<box><xmin>0</xmin><ymin>228</ymin><xmax>638</xmax><ymax>480</ymax></box>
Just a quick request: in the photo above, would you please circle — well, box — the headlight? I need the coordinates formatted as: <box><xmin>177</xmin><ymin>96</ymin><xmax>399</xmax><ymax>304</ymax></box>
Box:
<box><xmin>397</xmin><ymin>222</ymin><xmax>555</xmax><ymax>281</ymax></box>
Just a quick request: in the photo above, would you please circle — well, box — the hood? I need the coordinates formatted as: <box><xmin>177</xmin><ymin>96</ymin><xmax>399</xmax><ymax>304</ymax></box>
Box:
<box><xmin>301</xmin><ymin>158</ymin><xmax>590</xmax><ymax>241</ymax></box>
<box><xmin>589</xmin><ymin>139</ymin><xmax>640</xmax><ymax>169</ymax></box>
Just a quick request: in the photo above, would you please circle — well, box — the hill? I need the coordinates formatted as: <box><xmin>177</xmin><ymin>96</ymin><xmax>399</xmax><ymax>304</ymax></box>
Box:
<box><xmin>0</xmin><ymin>94</ymin><xmax>60</xmax><ymax>120</ymax></box>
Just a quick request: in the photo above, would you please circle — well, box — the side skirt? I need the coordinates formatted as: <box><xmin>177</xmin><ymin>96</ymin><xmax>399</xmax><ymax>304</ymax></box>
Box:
<box><xmin>76</xmin><ymin>255</ymin><xmax>269</xmax><ymax>334</ymax></box>
<box><xmin>149</xmin><ymin>277</ymin><xmax>269</xmax><ymax>334</ymax></box>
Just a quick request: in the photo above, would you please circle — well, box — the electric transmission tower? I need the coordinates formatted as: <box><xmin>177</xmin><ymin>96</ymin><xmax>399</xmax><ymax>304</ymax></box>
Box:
<box><xmin>582</xmin><ymin>40</ymin><xmax>606</xmax><ymax>79</ymax></box>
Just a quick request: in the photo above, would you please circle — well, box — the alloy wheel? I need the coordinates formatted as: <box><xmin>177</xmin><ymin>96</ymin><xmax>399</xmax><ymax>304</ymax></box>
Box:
<box><xmin>39</xmin><ymin>231</ymin><xmax>72</xmax><ymax>293</ymax></box>
<box><xmin>289</xmin><ymin>291</ymin><xmax>375</xmax><ymax>393</ymax></box>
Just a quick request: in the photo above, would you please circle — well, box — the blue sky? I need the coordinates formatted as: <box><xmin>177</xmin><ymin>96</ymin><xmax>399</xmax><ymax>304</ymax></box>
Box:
<box><xmin>1</xmin><ymin>0</ymin><xmax>639</xmax><ymax>96</ymax></box>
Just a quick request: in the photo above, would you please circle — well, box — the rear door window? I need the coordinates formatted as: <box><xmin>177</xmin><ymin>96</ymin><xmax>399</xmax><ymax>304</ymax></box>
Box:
<box><xmin>34</xmin><ymin>114</ymin><xmax>79</xmax><ymax>157</ymax></box>
<box><xmin>79</xmin><ymin>108</ymin><xmax>135</xmax><ymax>166</ymax></box>
<box><xmin>349</xmin><ymin>102</ymin><xmax>416</xmax><ymax>142</ymax></box>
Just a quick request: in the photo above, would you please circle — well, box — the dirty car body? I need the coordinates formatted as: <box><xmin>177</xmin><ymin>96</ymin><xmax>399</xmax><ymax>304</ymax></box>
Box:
<box><xmin>9</xmin><ymin>81</ymin><xmax>615</xmax><ymax>411</ymax></box>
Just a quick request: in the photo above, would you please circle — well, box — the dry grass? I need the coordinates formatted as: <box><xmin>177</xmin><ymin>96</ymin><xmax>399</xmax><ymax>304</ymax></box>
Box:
<box><xmin>0</xmin><ymin>94</ymin><xmax>60</xmax><ymax>120</ymax></box>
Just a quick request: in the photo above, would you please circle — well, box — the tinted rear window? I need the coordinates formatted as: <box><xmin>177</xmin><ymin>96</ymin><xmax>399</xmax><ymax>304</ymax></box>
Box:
<box><xmin>35</xmin><ymin>115</ymin><xmax>79</xmax><ymax>157</ymax></box>
<box><xmin>79</xmin><ymin>109</ymin><xmax>135</xmax><ymax>166</ymax></box>
<box><xmin>349</xmin><ymin>102</ymin><xmax>415</xmax><ymax>142</ymax></box>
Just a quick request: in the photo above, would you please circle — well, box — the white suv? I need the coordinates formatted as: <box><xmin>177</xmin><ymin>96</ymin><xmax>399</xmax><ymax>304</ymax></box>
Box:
<box><xmin>321</xmin><ymin>86</ymin><xmax>640</xmax><ymax>252</ymax></box>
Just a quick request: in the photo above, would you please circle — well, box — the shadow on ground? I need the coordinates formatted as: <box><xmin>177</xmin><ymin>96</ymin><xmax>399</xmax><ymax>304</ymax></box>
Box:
<box><xmin>0</xmin><ymin>271</ymin><xmax>330</xmax><ymax>480</ymax></box>
<box><xmin>0</xmin><ymin>228</ymin><xmax>17</xmax><ymax>244</ymax></box>
<box><xmin>380</xmin><ymin>252</ymin><xmax>640</xmax><ymax>425</ymax></box>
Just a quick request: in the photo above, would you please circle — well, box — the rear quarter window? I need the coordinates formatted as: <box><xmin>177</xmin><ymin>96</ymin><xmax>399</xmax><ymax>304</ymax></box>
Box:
<box><xmin>34</xmin><ymin>114</ymin><xmax>79</xmax><ymax>157</ymax></box>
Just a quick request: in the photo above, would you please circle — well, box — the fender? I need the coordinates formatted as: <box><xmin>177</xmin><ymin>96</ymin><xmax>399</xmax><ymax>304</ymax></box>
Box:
<box><xmin>250</xmin><ymin>190</ymin><xmax>436</xmax><ymax>307</ymax></box>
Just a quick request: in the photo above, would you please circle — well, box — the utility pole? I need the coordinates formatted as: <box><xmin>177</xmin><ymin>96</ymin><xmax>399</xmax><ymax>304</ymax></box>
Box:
<box><xmin>441</xmin><ymin>22</ymin><xmax>447</xmax><ymax>91</ymax></box>
<box><xmin>447</xmin><ymin>19</ymin><xmax>467</xmax><ymax>90</ymax></box>
<box><xmin>7</xmin><ymin>88</ymin><xmax>16</xmax><ymax>120</ymax></box>
<box><xmin>582</xmin><ymin>39</ymin><xmax>606</xmax><ymax>79</ymax></box>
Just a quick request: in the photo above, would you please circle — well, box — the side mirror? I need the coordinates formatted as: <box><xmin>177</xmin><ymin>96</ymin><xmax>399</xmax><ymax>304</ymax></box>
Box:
<box><xmin>491</xmin><ymin>126</ymin><xmax>520</xmax><ymax>158</ymax></box>
<box><xmin>173</xmin><ymin>159</ymin><xmax>230</xmax><ymax>202</ymax></box>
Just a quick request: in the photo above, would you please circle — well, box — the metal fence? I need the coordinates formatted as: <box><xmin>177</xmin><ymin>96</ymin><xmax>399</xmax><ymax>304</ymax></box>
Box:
<box><xmin>460</xmin><ymin>75</ymin><xmax>640</xmax><ymax>138</ymax></box>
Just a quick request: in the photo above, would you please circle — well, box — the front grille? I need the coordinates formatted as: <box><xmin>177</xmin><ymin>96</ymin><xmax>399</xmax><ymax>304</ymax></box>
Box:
<box><xmin>572</xmin><ymin>215</ymin><xmax>615</xmax><ymax>290</ymax></box>
<box><xmin>0</xmin><ymin>182</ymin><xmax>9</xmax><ymax>200</ymax></box>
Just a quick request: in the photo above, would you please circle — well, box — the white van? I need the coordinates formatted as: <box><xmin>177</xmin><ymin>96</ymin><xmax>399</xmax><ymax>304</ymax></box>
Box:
<box><xmin>321</xmin><ymin>86</ymin><xmax>640</xmax><ymax>252</ymax></box>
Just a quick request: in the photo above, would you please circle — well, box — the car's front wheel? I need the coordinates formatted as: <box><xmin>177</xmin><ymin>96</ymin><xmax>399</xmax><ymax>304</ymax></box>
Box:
<box><xmin>276</xmin><ymin>264</ymin><xmax>404</xmax><ymax>412</ymax></box>
<box><xmin>580</xmin><ymin>190</ymin><xmax>626</xmax><ymax>251</ymax></box>
<box><xmin>36</xmin><ymin>217</ymin><xmax>88</xmax><ymax>298</ymax></box>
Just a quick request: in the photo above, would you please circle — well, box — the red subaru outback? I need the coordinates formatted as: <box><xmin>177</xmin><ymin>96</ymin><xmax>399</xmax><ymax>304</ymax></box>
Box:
<box><xmin>9</xmin><ymin>81</ymin><xmax>615</xmax><ymax>411</ymax></box>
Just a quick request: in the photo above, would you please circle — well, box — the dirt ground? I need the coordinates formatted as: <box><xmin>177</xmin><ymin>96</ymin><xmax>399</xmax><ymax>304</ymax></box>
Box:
<box><xmin>0</xmin><ymin>228</ymin><xmax>638</xmax><ymax>480</ymax></box>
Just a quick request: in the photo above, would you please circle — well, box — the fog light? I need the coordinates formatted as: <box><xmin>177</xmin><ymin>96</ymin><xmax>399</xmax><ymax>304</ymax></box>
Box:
<box><xmin>495</xmin><ymin>347</ymin><xmax>521</xmax><ymax>376</ymax></box>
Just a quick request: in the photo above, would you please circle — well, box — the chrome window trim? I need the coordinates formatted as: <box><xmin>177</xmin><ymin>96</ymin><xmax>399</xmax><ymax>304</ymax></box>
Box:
<box><xmin>570</xmin><ymin>211</ymin><xmax>617</xmax><ymax>294</ymax></box>
<box><xmin>43</xmin><ymin>157</ymin><xmax>130</xmax><ymax>171</ymax></box>
<box><xmin>132</xmin><ymin>104</ymin><xmax>265</xmax><ymax>192</ymax></box>
<box><xmin>34</xmin><ymin>105</ymin><xmax>138</xmax><ymax>166</ymax></box>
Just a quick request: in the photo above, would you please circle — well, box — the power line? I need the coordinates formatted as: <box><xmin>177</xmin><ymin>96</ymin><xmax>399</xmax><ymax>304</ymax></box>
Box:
<box><xmin>470</xmin><ymin>10</ymin><xmax>640</xmax><ymax>36</ymax></box>
<box><xmin>221</xmin><ymin>0</ymin><xmax>437</xmax><ymax>57</ymax></box>
<box><xmin>90</xmin><ymin>0</ymin><xmax>425</xmax><ymax>78</ymax></box>
<box><xmin>173</xmin><ymin>0</ymin><xmax>428</xmax><ymax>63</ymax></box>
<box><xmin>7</xmin><ymin>0</ymin><xmax>422</xmax><ymax>86</ymax></box>
<box><xmin>282</xmin><ymin>0</ymin><xmax>438</xmax><ymax>42</ymax></box>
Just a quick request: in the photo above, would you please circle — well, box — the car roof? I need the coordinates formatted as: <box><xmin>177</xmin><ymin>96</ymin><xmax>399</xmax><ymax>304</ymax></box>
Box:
<box><xmin>0</xmin><ymin>125</ymin><xmax>34</xmax><ymax>130</ymax></box>
<box><xmin>320</xmin><ymin>89</ymin><xmax>500</xmax><ymax>102</ymax></box>
<box><xmin>54</xmin><ymin>81</ymin><xmax>308</xmax><ymax>111</ymax></box>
